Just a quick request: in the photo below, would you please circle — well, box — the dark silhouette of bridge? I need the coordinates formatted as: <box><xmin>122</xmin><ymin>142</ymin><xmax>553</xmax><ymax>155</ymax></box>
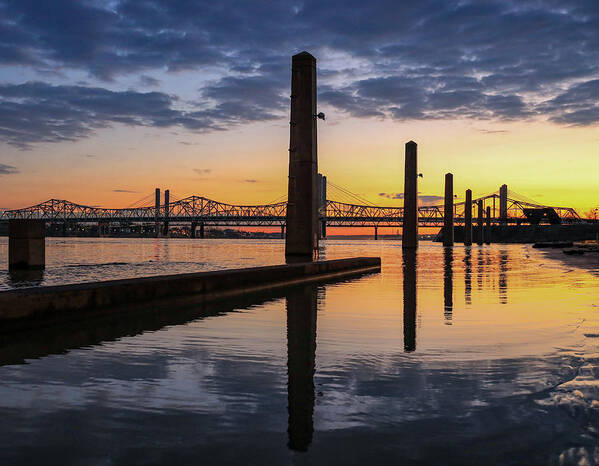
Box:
<box><xmin>0</xmin><ymin>188</ymin><xmax>581</xmax><ymax>232</ymax></box>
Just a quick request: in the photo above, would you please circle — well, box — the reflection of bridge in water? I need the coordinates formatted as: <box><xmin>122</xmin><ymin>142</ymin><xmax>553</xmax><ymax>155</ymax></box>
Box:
<box><xmin>0</xmin><ymin>188</ymin><xmax>581</xmax><ymax>234</ymax></box>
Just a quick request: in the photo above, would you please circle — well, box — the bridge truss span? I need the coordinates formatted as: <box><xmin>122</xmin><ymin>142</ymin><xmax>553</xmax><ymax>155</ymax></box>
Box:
<box><xmin>0</xmin><ymin>193</ymin><xmax>583</xmax><ymax>227</ymax></box>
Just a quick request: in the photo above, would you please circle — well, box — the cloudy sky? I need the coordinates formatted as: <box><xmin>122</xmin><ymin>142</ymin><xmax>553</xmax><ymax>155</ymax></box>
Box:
<box><xmin>0</xmin><ymin>0</ymin><xmax>598</xmax><ymax>212</ymax></box>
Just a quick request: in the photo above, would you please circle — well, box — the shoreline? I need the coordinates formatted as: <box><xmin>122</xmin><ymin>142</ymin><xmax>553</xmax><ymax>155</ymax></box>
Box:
<box><xmin>539</xmin><ymin>246</ymin><xmax>599</xmax><ymax>277</ymax></box>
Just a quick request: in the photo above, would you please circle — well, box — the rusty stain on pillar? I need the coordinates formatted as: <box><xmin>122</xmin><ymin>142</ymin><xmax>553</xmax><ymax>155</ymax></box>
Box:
<box><xmin>402</xmin><ymin>141</ymin><xmax>418</xmax><ymax>249</ymax></box>
<box><xmin>499</xmin><ymin>184</ymin><xmax>508</xmax><ymax>224</ymax></box>
<box><xmin>464</xmin><ymin>189</ymin><xmax>473</xmax><ymax>246</ymax></box>
<box><xmin>477</xmin><ymin>200</ymin><xmax>484</xmax><ymax>245</ymax></box>
<box><xmin>285</xmin><ymin>52</ymin><xmax>318</xmax><ymax>261</ymax></box>
<box><xmin>9</xmin><ymin>219</ymin><xmax>46</xmax><ymax>270</ymax></box>
<box><xmin>485</xmin><ymin>206</ymin><xmax>492</xmax><ymax>244</ymax></box>
<box><xmin>443</xmin><ymin>173</ymin><xmax>454</xmax><ymax>246</ymax></box>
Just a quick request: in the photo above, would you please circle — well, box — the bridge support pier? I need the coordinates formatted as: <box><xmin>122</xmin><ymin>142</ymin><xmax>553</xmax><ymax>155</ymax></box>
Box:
<box><xmin>464</xmin><ymin>189</ymin><xmax>472</xmax><ymax>246</ymax></box>
<box><xmin>402</xmin><ymin>141</ymin><xmax>418</xmax><ymax>249</ymax></box>
<box><xmin>285</xmin><ymin>52</ymin><xmax>319</xmax><ymax>262</ymax></box>
<box><xmin>200</xmin><ymin>222</ymin><xmax>205</xmax><ymax>239</ymax></box>
<box><xmin>485</xmin><ymin>206</ymin><xmax>492</xmax><ymax>244</ymax></box>
<box><xmin>281</xmin><ymin>224</ymin><xmax>285</xmax><ymax>239</ymax></box>
<box><xmin>190</xmin><ymin>221</ymin><xmax>196</xmax><ymax>238</ymax></box>
<box><xmin>477</xmin><ymin>200</ymin><xmax>484</xmax><ymax>245</ymax></box>
<box><xmin>374</xmin><ymin>226</ymin><xmax>378</xmax><ymax>240</ymax></box>
<box><xmin>9</xmin><ymin>219</ymin><xmax>45</xmax><ymax>270</ymax></box>
<box><xmin>443</xmin><ymin>173</ymin><xmax>454</xmax><ymax>246</ymax></box>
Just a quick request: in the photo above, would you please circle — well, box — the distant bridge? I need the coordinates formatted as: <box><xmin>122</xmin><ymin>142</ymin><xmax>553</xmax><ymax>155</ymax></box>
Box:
<box><xmin>0</xmin><ymin>192</ymin><xmax>581</xmax><ymax>229</ymax></box>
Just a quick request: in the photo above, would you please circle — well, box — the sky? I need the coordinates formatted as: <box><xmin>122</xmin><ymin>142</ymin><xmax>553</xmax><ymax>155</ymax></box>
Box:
<box><xmin>0</xmin><ymin>0</ymin><xmax>598</xmax><ymax>215</ymax></box>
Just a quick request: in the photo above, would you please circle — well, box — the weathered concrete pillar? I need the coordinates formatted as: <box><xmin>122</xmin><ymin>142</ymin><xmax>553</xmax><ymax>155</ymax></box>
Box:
<box><xmin>464</xmin><ymin>189</ymin><xmax>472</xmax><ymax>246</ymax></box>
<box><xmin>9</xmin><ymin>219</ymin><xmax>45</xmax><ymax>270</ymax></box>
<box><xmin>443</xmin><ymin>173</ymin><xmax>454</xmax><ymax>246</ymax></box>
<box><xmin>477</xmin><ymin>200</ymin><xmax>484</xmax><ymax>245</ymax></box>
<box><xmin>499</xmin><ymin>184</ymin><xmax>508</xmax><ymax>224</ymax></box>
<box><xmin>285</xmin><ymin>52</ymin><xmax>318</xmax><ymax>261</ymax></box>
<box><xmin>155</xmin><ymin>188</ymin><xmax>160</xmax><ymax>237</ymax></box>
<box><xmin>374</xmin><ymin>225</ymin><xmax>378</xmax><ymax>240</ymax></box>
<box><xmin>485</xmin><ymin>206</ymin><xmax>492</xmax><ymax>244</ymax></box>
<box><xmin>163</xmin><ymin>189</ymin><xmax>170</xmax><ymax>236</ymax></box>
<box><xmin>402</xmin><ymin>141</ymin><xmax>418</xmax><ymax>249</ymax></box>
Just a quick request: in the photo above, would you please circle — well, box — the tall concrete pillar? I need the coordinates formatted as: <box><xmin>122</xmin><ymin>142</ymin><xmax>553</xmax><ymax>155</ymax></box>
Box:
<box><xmin>485</xmin><ymin>206</ymin><xmax>492</xmax><ymax>244</ymax></box>
<box><xmin>163</xmin><ymin>189</ymin><xmax>170</xmax><ymax>236</ymax></box>
<box><xmin>9</xmin><ymin>219</ymin><xmax>45</xmax><ymax>269</ymax></box>
<box><xmin>285</xmin><ymin>52</ymin><xmax>318</xmax><ymax>261</ymax></box>
<box><xmin>402</xmin><ymin>141</ymin><xmax>418</xmax><ymax>249</ymax></box>
<box><xmin>190</xmin><ymin>221</ymin><xmax>196</xmax><ymax>238</ymax></box>
<box><xmin>464</xmin><ymin>189</ymin><xmax>472</xmax><ymax>246</ymax></box>
<box><xmin>154</xmin><ymin>188</ymin><xmax>160</xmax><ymax>237</ymax></box>
<box><xmin>443</xmin><ymin>173</ymin><xmax>454</xmax><ymax>246</ymax></box>
<box><xmin>374</xmin><ymin>225</ymin><xmax>378</xmax><ymax>240</ymax></box>
<box><xmin>199</xmin><ymin>222</ymin><xmax>205</xmax><ymax>238</ymax></box>
<box><xmin>499</xmin><ymin>184</ymin><xmax>508</xmax><ymax>224</ymax></box>
<box><xmin>477</xmin><ymin>200</ymin><xmax>484</xmax><ymax>245</ymax></box>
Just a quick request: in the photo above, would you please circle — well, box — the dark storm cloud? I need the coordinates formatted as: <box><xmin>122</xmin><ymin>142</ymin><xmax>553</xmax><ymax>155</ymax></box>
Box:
<box><xmin>0</xmin><ymin>163</ymin><xmax>18</xmax><ymax>175</ymax></box>
<box><xmin>0</xmin><ymin>82</ymin><xmax>276</xmax><ymax>148</ymax></box>
<box><xmin>2</xmin><ymin>0</ymin><xmax>599</xmax><ymax>148</ymax></box>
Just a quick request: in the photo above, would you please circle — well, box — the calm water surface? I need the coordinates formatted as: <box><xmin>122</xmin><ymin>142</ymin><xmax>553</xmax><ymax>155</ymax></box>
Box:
<box><xmin>1</xmin><ymin>238</ymin><xmax>599</xmax><ymax>464</ymax></box>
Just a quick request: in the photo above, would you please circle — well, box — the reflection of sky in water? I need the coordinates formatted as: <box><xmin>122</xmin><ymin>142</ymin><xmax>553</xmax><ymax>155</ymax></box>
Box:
<box><xmin>1</xmin><ymin>240</ymin><xmax>599</xmax><ymax>464</ymax></box>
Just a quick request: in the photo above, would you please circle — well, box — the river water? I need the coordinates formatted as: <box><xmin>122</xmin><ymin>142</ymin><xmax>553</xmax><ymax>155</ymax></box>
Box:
<box><xmin>1</xmin><ymin>238</ymin><xmax>599</xmax><ymax>464</ymax></box>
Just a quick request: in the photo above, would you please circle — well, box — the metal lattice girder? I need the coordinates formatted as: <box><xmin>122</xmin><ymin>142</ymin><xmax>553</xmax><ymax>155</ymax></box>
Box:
<box><xmin>0</xmin><ymin>193</ymin><xmax>582</xmax><ymax>225</ymax></box>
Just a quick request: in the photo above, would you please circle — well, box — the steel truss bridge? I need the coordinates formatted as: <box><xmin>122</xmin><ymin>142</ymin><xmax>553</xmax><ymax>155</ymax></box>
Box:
<box><xmin>0</xmin><ymin>193</ymin><xmax>581</xmax><ymax>228</ymax></box>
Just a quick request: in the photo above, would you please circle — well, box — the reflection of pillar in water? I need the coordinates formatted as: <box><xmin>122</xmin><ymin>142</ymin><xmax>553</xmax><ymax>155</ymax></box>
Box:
<box><xmin>498</xmin><ymin>249</ymin><xmax>508</xmax><ymax>304</ymax></box>
<box><xmin>286</xmin><ymin>285</ymin><xmax>317</xmax><ymax>452</ymax></box>
<box><xmin>443</xmin><ymin>247</ymin><xmax>453</xmax><ymax>324</ymax></box>
<box><xmin>402</xmin><ymin>249</ymin><xmax>417</xmax><ymax>352</ymax></box>
<box><xmin>464</xmin><ymin>247</ymin><xmax>472</xmax><ymax>306</ymax></box>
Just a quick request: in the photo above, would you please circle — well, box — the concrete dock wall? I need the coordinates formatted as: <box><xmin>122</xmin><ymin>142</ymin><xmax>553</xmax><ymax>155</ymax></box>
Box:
<box><xmin>0</xmin><ymin>257</ymin><xmax>381</xmax><ymax>328</ymax></box>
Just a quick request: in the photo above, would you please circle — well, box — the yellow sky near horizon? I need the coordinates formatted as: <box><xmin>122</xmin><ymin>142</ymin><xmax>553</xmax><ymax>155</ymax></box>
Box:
<box><xmin>1</xmin><ymin>115</ymin><xmax>597</xmax><ymax>216</ymax></box>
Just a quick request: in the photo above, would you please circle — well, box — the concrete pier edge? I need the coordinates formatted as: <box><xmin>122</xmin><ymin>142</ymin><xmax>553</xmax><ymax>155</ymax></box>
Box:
<box><xmin>0</xmin><ymin>257</ymin><xmax>381</xmax><ymax>328</ymax></box>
